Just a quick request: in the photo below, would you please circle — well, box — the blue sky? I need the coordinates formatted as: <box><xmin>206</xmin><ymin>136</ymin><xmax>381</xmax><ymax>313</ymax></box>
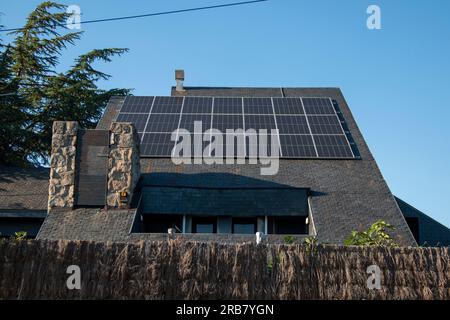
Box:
<box><xmin>1</xmin><ymin>0</ymin><xmax>450</xmax><ymax>228</ymax></box>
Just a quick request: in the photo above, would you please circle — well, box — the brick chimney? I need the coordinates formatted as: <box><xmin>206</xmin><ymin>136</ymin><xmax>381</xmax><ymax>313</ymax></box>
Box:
<box><xmin>175</xmin><ymin>69</ymin><xmax>185</xmax><ymax>92</ymax></box>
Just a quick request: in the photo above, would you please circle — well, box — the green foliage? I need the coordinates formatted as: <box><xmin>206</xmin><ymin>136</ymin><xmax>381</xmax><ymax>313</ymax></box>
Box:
<box><xmin>0</xmin><ymin>2</ymin><xmax>130</xmax><ymax>167</ymax></box>
<box><xmin>283</xmin><ymin>235</ymin><xmax>295</xmax><ymax>244</ymax></box>
<box><xmin>12</xmin><ymin>231</ymin><xmax>27</xmax><ymax>240</ymax></box>
<box><xmin>344</xmin><ymin>220</ymin><xmax>399</xmax><ymax>247</ymax></box>
<box><xmin>303</xmin><ymin>236</ymin><xmax>319</xmax><ymax>253</ymax></box>
<box><xmin>304</xmin><ymin>236</ymin><xmax>318</xmax><ymax>246</ymax></box>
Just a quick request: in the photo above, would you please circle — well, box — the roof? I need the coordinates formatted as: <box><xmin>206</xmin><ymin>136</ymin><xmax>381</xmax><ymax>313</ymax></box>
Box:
<box><xmin>395</xmin><ymin>197</ymin><xmax>450</xmax><ymax>246</ymax></box>
<box><xmin>140</xmin><ymin>173</ymin><xmax>309</xmax><ymax>217</ymax></box>
<box><xmin>0</xmin><ymin>166</ymin><xmax>49</xmax><ymax>212</ymax></box>
<box><xmin>98</xmin><ymin>86</ymin><xmax>417</xmax><ymax>246</ymax></box>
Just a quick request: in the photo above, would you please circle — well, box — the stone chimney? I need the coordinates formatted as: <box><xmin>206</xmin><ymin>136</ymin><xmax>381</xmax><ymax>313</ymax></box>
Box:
<box><xmin>175</xmin><ymin>69</ymin><xmax>185</xmax><ymax>92</ymax></box>
<box><xmin>48</xmin><ymin>121</ymin><xmax>79</xmax><ymax>209</ymax></box>
<box><xmin>48</xmin><ymin>121</ymin><xmax>140</xmax><ymax>210</ymax></box>
<box><xmin>107</xmin><ymin>122</ymin><xmax>141</xmax><ymax>208</ymax></box>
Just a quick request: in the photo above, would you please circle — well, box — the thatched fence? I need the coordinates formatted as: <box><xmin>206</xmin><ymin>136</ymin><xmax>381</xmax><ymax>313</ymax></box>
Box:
<box><xmin>0</xmin><ymin>239</ymin><xmax>449</xmax><ymax>299</ymax></box>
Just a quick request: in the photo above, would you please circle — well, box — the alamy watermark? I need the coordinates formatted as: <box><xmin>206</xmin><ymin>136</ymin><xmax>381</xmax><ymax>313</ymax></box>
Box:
<box><xmin>366</xmin><ymin>264</ymin><xmax>381</xmax><ymax>290</ymax></box>
<box><xmin>66</xmin><ymin>265</ymin><xmax>81</xmax><ymax>290</ymax></box>
<box><xmin>170</xmin><ymin>121</ymin><xmax>280</xmax><ymax>176</ymax></box>
<box><xmin>367</xmin><ymin>5</ymin><xmax>381</xmax><ymax>30</ymax></box>
<box><xmin>66</xmin><ymin>5</ymin><xmax>81</xmax><ymax>30</ymax></box>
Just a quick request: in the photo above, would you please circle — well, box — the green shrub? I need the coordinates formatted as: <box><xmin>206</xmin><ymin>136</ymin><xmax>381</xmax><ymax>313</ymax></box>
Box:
<box><xmin>12</xmin><ymin>231</ymin><xmax>28</xmax><ymax>241</ymax></box>
<box><xmin>344</xmin><ymin>220</ymin><xmax>398</xmax><ymax>247</ymax></box>
<box><xmin>283</xmin><ymin>235</ymin><xmax>295</xmax><ymax>244</ymax></box>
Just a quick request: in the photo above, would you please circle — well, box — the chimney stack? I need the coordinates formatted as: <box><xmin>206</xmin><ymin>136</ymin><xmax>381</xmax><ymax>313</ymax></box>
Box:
<box><xmin>175</xmin><ymin>69</ymin><xmax>185</xmax><ymax>92</ymax></box>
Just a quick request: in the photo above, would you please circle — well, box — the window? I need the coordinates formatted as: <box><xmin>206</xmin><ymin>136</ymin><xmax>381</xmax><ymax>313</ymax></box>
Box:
<box><xmin>142</xmin><ymin>214</ymin><xmax>183</xmax><ymax>233</ymax></box>
<box><xmin>405</xmin><ymin>217</ymin><xmax>420</xmax><ymax>243</ymax></box>
<box><xmin>232</xmin><ymin>217</ymin><xmax>257</xmax><ymax>234</ymax></box>
<box><xmin>268</xmin><ymin>216</ymin><xmax>307</xmax><ymax>235</ymax></box>
<box><xmin>192</xmin><ymin>217</ymin><xmax>217</xmax><ymax>233</ymax></box>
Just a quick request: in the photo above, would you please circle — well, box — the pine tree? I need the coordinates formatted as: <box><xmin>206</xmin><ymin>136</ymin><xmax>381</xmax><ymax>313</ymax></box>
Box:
<box><xmin>0</xmin><ymin>2</ymin><xmax>130</xmax><ymax>167</ymax></box>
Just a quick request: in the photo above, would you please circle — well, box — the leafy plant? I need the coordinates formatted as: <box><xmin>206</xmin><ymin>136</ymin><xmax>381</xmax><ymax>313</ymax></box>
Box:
<box><xmin>283</xmin><ymin>235</ymin><xmax>295</xmax><ymax>244</ymax></box>
<box><xmin>303</xmin><ymin>236</ymin><xmax>318</xmax><ymax>253</ymax></box>
<box><xmin>304</xmin><ymin>236</ymin><xmax>318</xmax><ymax>246</ymax></box>
<box><xmin>344</xmin><ymin>220</ymin><xmax>399</xmax><ymax>247</ymax></box>
<box><xmin>12</xmin><ymin>231</ymin><xmax>27</xmax><ymax>241</ymax></box>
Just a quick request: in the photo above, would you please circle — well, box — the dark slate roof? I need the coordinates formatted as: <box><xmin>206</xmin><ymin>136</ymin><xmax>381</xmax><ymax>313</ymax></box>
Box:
<box><xmin>96</xmin><ymin>96</ymin><xmax>125</xmax><ymax>130</ymax></box>
<box><xmin>98</xmin><ymin>87</ymin><xmax>417</xmax><ymax>245</ymax></box>
<box><xmin>395</xmin><ymin>197</ymin><xmax>450</xmax><ymax>247</ymax></box>
<box><xmin>0</xmin><ymin>166</ymin><xmax>49</xmax><ymax>212</ymax></box>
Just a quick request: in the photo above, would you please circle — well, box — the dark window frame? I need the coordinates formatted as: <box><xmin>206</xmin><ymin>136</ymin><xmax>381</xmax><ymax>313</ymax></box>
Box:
<box><xmin>268</xmin><ymin>216</ymin><xmax>308</xmax><ymax>235</ymax></box>
<box><xmin>141</xmin><ymin>214</ymin><xmax>183</xmax><ymax>233</ymax></box>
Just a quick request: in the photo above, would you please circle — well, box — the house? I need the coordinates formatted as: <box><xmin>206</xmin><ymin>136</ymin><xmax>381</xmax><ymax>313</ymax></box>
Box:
<box><xmin>1</xmin><ymin>72</ymin><xmax>449</xmax><ymax>246</ymax></box>
<box><xmin>0</xmin><ymin>166</ymin><xmax>48</xmax><ymax>238</ymax></box>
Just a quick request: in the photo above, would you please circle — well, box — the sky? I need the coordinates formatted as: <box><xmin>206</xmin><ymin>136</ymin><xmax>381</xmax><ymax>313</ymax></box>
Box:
<box><xmin>1</xmin><ymin>0</ymin><xmax>450</xmax><ymax>228</ymax></box>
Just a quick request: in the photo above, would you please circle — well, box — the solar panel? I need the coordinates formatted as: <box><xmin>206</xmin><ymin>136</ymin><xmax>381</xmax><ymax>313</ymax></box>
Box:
<box><xmin>302</xmin><ymin>97</ymin><xmax>335</xmax><ymax>115</ymax></box>
<box><xmin>213</xmin><ymin>97</ymin><xmax>243</xmax><ymax>114</ymax></box>
<box><xmin>152</xmin><ymin>96</ymin><xmax>183</xmax><ymax>113</ymax></box>
<box><xmin>212</xmin><ymin>114</ymin><xmax>243</xmax><ymax>132</ymax></box>
<box><xmin>145</xmin><ymin>114</ymin><xmax>180</xmax><ymax>133</ymax></box>
<box><xmin>183</xmin><ymin>97</ymin><xmax>213</xmax><ymax>114</ymax></box>
<box><xmin>279</xmin><ymin>135</ymin><xmax>317</xmax><ymax>158</ymax></box>
<box><xmin>116</xmin><ymin>96</ymin><xmax>357</xmax><ymax>159</ymax></box>
<box><xmin>272</xmin><ymin>98</ymin><xmax>304</xmax><ymax>115</ymax></box>
<box><xmin>314</xmin><ymin>135</ymin><xmax>354</xmax><ymax>158</ymax></box>
<box><xmin>244</xmin><ymin>114</ymin><xmax>276</xmax><ymax>131</ymax></box>
<box><xmin>179</xmin><ymin>114</ymin><xmax>211</xmax><ymax>132</ymax></box>
<box><xmin>243</xmin><ymin>97</ymin><xmax>273</xmax><ymax>114</ymax></box>
<box><xmin>116</xmin><ymin>113</ymin><xmax>148</xmax><ymax>132</ymax></box>
<box><xmin>173</xmin><ymin>134</ymin><xmax>210</xmax><ymax>158</ymax></box>
<box><xmin>120</xmin><ymin>96</ymin><xmax>154</xmax><ymax>113</ymax></box>
<box><xmin>308</xmin><ymin>115</ymin><xmax>343</xmax><ymax>135</ymax></box>
<box><xmin>245</xmin><ymin>133</ymin><xmax>280</xmax><ymax>158</ymax></box>
<box><xmin>209</xmin><ymin>134</ymin><xmax>246</xmax><ymax>158</ymax></box>
<box><xmin>275</xmin><ymin>115</ymin><xmax>310</xmax><ymax>134</ymax></box>
<box><xmin>141</xmin><ymin>133</ymin><xmax>175</xmax><ymax>157</ymax></box>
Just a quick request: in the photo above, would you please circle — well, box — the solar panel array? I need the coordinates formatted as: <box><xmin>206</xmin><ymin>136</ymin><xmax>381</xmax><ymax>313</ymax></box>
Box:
<box><xmin>116</xmin><ymin>96</ymin><xmax>356</xmax><ymax>159</ymax></box>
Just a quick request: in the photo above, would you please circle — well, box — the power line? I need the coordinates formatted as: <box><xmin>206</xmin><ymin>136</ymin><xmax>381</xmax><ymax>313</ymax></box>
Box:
<box><xmin>0</xmin><ymin>0</ymin><xmax>269</xmax><ymax>33</ymax></box>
